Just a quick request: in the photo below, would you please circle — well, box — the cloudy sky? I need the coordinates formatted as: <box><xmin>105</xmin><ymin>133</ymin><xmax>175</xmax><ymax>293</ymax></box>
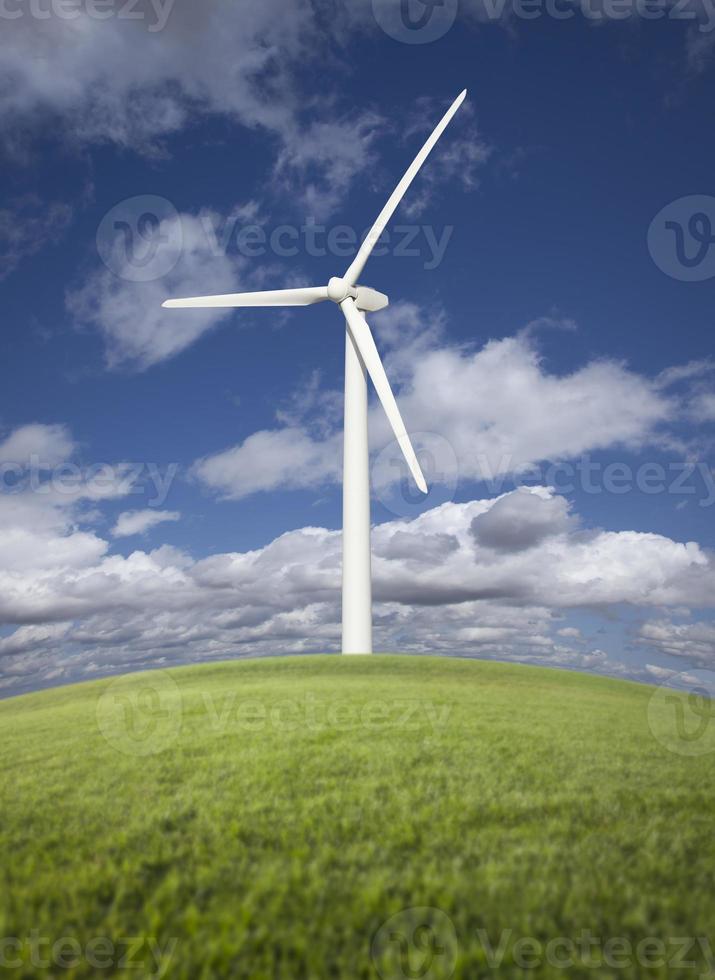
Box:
<box><xmin>1</xmin><ymin>0</ymin><xmax>714</xmax><ymax>696</ymax></box>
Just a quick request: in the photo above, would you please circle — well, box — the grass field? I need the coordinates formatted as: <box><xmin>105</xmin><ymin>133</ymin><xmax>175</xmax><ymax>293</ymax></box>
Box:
<box><xmin>1</xmin><ymin>655</ymin><xmax>714</xmax><ymax>979</ymax></box>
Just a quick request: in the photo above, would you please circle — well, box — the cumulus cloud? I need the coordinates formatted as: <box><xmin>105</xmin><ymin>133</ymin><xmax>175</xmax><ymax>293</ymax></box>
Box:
<box><xmin>0</xmin><ymin>623</ymin><xmax>70</xmax><ymax>658</ymax></box>
<box><xmin>1</xmin><ymin>474</ymin><xmax>714</xmax><ymax>695</ymax></box>
<box><xmin>644</xmin><ymin>663</ymin><xmax>702</xmax><ymax>685</ymax></box>
<box><xmin>192</xmin><ymin>428</ymin><xmax>342</xmax><ymax>501</ymax></box>
<box><xmin>193</xmin><ymin>310</ymin><xmax>680</xmax><ymax>500</ymax></box>
<box><xmin>112</xmin><ymin>509</ymin><xmax>180</xmax><ymax>538</ymax></box>
<box><xmin>0</xmin><ymin>423</ymin><xmax>76</xmax><ymax>468</ymax></box>
<box><xmin>381</xmin><ymin>531</ymin><xmax>460</xmax><ymax>565</ymax></box>
<box><xmin>0</xmin><ymin>424</ymin><xmax>119</xmax><ymax>577</ymax></box>
<box><xmin>391</xmin><ymin>323</ymin><xmax>675</xmax><ymax>482</ymax></box>
<box><xmin>0</xmin><ymin>424</ymin><xmax>158</xmax><ymax>581</ymax></box>
<box><xmin>470</xmin><ymin>489</ymin><xmax>576</xmax><ymax>552</ymax></box>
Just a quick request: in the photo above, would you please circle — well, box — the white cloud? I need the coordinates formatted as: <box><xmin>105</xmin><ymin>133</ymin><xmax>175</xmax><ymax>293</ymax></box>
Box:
<box><xmin>0</xmin><ymin>423</ymin><xmax>75</xmax><ymax>467</ymax></box>
<box><xmin>639</xmin><ymin>620</ymin><xmax>715</xmax><ymax>667</ymax></box>
<box><xmin>0</xmin><ymin>623</ymin><xmax>70</xmax><ymax>658</ymax></box>
<box><xmin>192</xmin><ymin>312</ymin><xmax>680</xmax><ymax>499</ymax></box>
<box><xmin>274</xmin><ymin>112</ymin><xmax>385</xmax><ymax>220</ymax></box>
<box><xmin>112</xmin><ymin>509</ymin><xmax>180</xmax><ymax>538</ymax></box>
<box><xmin>1</xmin><ymin>475</ymin><xmax>715</xmax><ymax>695</ymax></box>
<box><xmin>644</xmin><ymin>663</ymin><xmax>707</xmax><ymax>691</ymax></box>
<box><xmin>369</xmin><ymin>491</ymin><xmax>711</xmax><ymax>609</ymax></box>
<box><xmin>0</xmin><ymin>0</ymin><xmax>391</xmax><ymax>222</ymax></box>
<box><xmin>0</xmin><ymin>0</ymin><xmax>506</xmax><ymax>299</ymax></box>
<box><xmin>66</xmin><ymin>211</ymin><xmax>249</xmax><ymax>369</ymax></box>
<box><xmin>654</xmin><ymin>358</ymin><xmax>714</xmax><ymax>389</ymax></box>
<box><xmin>0</xmin><ymin>0</ymin><xmax>309</xmax><ymax>148</ymax></box>
<box><xmin>193</xmin><ymin>428</ymin><xmax>342</xmax><ymax>501</ymax></box>
<box><xmin>0</xmin><ymin>424</ymin><xmax>155</xmax><ymax>578</ymax></box>
<box><xmin>655</xmin><ymin>360</ymin><xmax>715</xmax><ymax>427</ymax></box>
<box><xmin>689</xmin><ymin>391</ymin><xmax>715</xmax><ymax>423</ymax></box>
<box><xmin>391</xmin><ymin>323</ymin><xmax>675</xmax><ymax>482</ymax></box>
<box><xmin>470</xmin><ymin>488</ymin><xmax>576</xmax><ymax>552</ymax></box>
<box><xmin>0</xmin><ymin>524</ymin><xmax>108</xmax><ymax>577</ymax></box>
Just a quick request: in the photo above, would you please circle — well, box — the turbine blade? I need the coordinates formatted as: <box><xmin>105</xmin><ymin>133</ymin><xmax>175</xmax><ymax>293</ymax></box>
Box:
<box><xmin>162</xmin><ymin>286</ymin><xmax>330</xmax><ymax>309</ymax></box>
<box><xmin>343</xmin><ymin>89</ymin><xmax>467</xmax><ymax>286</ymax></box>
<box><xmin>341</xmin><ymin>298</ymin><xmax>427</xmax><ymax>494</ymax></box>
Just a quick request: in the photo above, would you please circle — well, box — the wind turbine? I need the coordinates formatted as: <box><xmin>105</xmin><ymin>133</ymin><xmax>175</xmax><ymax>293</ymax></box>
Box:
<box><xmin>162</xmin><ymin>89</ymin><xmax>467</xmax><ymax>655</ymax></box>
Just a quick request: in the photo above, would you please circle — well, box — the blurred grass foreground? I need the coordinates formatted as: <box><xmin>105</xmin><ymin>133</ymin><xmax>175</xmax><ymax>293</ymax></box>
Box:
<box><xmin>1</xmin><ymin>654</ymin><xmax>714</xmax><ymax>978</ymax></box>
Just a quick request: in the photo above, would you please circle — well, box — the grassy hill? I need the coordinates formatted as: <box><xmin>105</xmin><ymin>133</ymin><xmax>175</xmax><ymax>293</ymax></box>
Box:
<box><xmin>0</xmin><ymin>655</ymin><xmax>713</xmax><ymax>978</ymax></box>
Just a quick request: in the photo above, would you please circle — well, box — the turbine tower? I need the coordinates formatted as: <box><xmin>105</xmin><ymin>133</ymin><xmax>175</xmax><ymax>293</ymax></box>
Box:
<box><xmin>163</xmin><ymin>90</ymin><xmax>467</xmax><ymax>655</ymax></box>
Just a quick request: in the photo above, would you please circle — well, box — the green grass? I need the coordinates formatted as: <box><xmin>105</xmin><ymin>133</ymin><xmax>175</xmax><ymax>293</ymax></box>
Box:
<box><xmin>0</xmin><ymin>655</ymin><xmax>714</xmax><ymax>978</ymax></box>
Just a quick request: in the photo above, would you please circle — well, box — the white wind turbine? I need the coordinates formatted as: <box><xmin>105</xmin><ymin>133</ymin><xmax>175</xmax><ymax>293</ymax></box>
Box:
<box><xmin>163</xmin><ymin>90</ymin><xmax>467</xmax><ymax>655</ymax></box>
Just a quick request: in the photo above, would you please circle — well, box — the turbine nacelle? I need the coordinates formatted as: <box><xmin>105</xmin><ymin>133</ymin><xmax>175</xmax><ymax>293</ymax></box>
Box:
<box><xmin>328</xmin><ymin>277</ymin><xmax>389</xmax><ymax>313</ymax></box>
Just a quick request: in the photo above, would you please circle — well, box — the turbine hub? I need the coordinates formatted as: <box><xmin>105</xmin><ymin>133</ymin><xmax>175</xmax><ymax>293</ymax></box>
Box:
<box><xmin>328</xmin><ymin>277</ymin><xmax>353</xmax><ymax>304</ymax></box>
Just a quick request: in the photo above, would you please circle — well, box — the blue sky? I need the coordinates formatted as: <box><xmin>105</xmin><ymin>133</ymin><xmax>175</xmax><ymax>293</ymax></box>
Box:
<box><xmin>1</xmin><ymin>0</ymin><xmax>715</xmax><ymax>695</ymax></box>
